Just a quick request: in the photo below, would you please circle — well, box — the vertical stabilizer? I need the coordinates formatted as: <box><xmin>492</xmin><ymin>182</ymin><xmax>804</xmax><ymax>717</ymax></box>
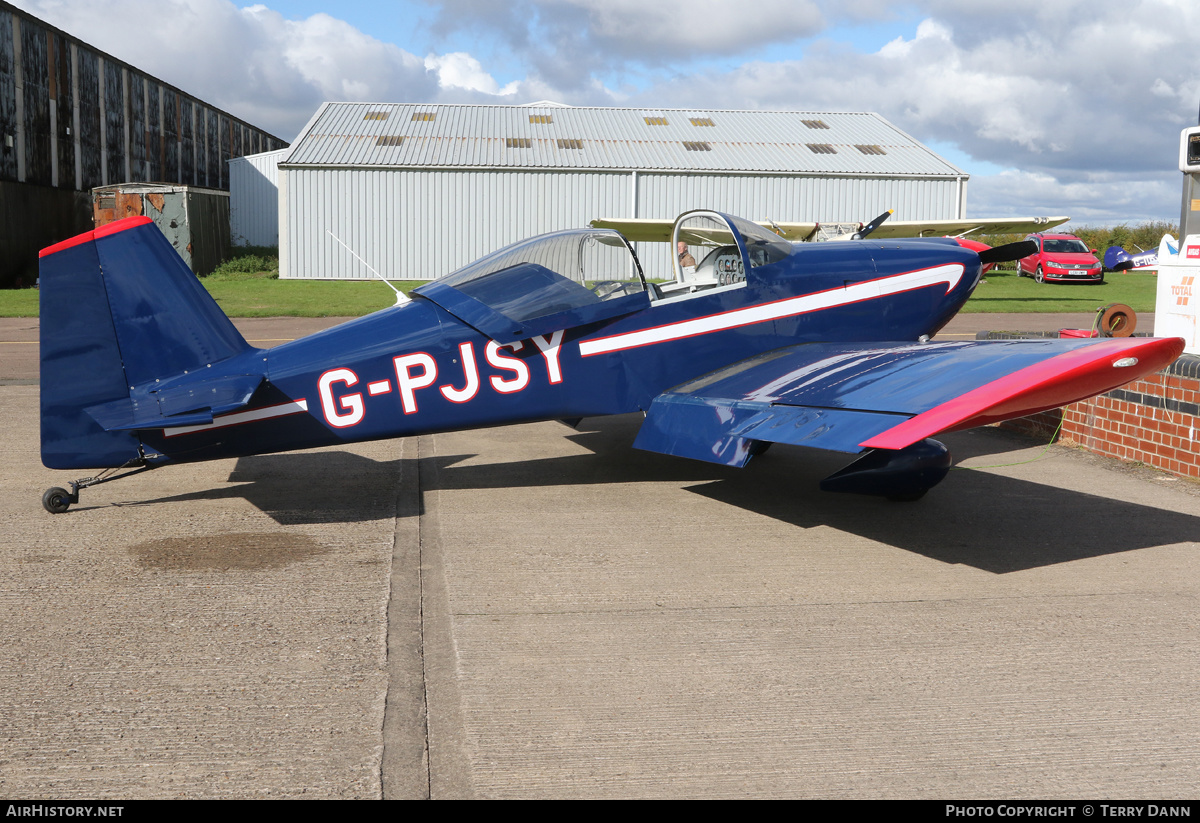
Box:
<box><xmin>39</xmin><ymin>216</ymin><xmax>252</xmax><ymax>469</ymax></box>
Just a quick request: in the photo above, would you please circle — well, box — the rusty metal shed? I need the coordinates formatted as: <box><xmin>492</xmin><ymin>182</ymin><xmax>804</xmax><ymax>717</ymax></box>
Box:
<box><xmin>93</xmin><ymin>183</ymin><xmax>229</xmax><ymax>275</ymax></box>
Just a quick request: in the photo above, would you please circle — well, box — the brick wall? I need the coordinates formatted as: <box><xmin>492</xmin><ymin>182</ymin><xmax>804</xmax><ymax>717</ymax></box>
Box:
<box><xmin>1001</xmin><ymin>354</ymin><xmax>1200</xmax><ymax>479</ymax></box>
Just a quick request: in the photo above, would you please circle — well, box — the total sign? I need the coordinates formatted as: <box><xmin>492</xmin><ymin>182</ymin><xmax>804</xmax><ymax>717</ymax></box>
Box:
<box><xmin>1155</xmin><ymin>233</ymin><xmax>1199</xmax><ymax>354</ymax></box>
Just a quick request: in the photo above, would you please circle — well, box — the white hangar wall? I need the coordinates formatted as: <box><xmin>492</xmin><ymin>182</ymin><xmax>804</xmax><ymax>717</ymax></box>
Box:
<box><xmin>229</xmin><ymin>148</ymin><xmax>287</xmax><ymax>247</ymax></box>
<box><xmin>279</xmin><ymin>167</ymin><xmax>965</xmax><ymax>282</ymax></box>
<box><xmin>277</xmin><ymin>103</ymin><xmax>968</xmax><ymax>281</ymax></box>
<box><xmin>280</xmin><ymin>168</ymin><xmax>631</xmax><ymax>281</ymax></box>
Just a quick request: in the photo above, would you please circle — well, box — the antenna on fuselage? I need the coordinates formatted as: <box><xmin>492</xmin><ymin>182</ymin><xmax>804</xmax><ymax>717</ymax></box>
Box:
<box><xmin>326</xmin><ymin>230</ymin><xmax>411</xmax><ymax>306</ymax></box>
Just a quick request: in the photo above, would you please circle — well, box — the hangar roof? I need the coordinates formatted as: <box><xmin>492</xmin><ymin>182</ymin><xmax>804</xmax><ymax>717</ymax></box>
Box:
<box><xmin>281</xmin><ymin>103</ymin><xmax>965</xmax><ymax>178</ymax></box>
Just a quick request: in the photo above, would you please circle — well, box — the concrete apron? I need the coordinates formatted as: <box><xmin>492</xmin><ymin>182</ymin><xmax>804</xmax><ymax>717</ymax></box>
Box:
<box><xmin>3</xmin><ymin>380</ymin><xmax>1199</xmax><ymax>798</ymax></box>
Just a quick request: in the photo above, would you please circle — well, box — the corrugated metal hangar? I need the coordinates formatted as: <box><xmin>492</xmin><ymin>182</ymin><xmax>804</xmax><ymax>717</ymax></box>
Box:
<box><xmin>229</xmin><ymin>147</ymin><xmax>286</xmax><ymax>247</ymax></box>
<box><xmin>0</xmin><ymin>0</ymin><xmax>286</xmax><ymax>286</ymax></box>
<box><xmin>275</xmin><ymin>102</ymin><xmax>968</xmax><ymax>281</ymax></box>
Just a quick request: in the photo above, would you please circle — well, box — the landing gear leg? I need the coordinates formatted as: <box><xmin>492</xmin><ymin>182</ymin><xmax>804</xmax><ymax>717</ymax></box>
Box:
<box><xmin>819</xmin><ymin>439</ymin><xmax>951</xmax><ymax>501</ymax></box>
<box><xmin>42</xmin><ymin>459</ymin><xmax>154</xmax><ymax>514</ymax></box>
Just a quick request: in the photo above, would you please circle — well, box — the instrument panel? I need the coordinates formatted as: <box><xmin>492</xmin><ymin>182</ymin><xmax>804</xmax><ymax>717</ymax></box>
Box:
<box><xmin>698</xmin><ymin>245</ymin><xmax>746</xmax><ymax>286</ymax></box>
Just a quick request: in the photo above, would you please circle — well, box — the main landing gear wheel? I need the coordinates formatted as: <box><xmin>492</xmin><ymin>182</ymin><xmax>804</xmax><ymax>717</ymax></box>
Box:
<box><xmin>42</xmin><ymin>487</ymin><xmax>72</xmax><ymax>514</ymax></box>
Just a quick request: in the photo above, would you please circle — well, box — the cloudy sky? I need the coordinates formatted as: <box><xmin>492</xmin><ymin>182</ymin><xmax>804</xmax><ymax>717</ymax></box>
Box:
<box><xmin>13</xmin><ymin>0</ymin><xmax>1200</xmax><ymax>226</ymax></box>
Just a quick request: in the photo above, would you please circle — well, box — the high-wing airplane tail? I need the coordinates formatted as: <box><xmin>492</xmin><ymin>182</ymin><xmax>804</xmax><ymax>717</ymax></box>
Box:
<box><xmin>39</xmin><ymin>217</ymin><xmax>258</xmax><ymax>470</ymax></box>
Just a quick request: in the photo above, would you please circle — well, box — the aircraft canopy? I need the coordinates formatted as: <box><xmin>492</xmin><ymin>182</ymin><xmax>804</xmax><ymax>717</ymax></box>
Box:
<box><xmin>414</xmin><ymin>229</ymin><xmax>650</xmax><ymax>344</ymax></box>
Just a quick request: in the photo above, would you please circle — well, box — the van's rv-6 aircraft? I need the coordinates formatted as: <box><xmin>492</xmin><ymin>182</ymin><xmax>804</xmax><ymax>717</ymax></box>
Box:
<box><xmin>38</xmin><ymin>210</ymin><xmax>1184</xmax><ymax>513</ymax></box>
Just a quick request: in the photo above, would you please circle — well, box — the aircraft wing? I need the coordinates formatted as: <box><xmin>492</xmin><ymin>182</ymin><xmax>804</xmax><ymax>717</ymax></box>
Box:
<box><xmin>591</xmin><ymin>216</ymin><xmax>1067</xmax><ymax>243</ymax></box>
<box><xmin>866</xmin><ymin>216</ymin><xmax>1069</xmax><ymax>239</ymax></box>
<box><xmin>590</xmin><ymin>217</ymin><xmax>819</xmax><ymax>242</ymax></box>
<box><xmin>633</xmin><ymin>337</ymin><xmax>1183</xmax><ymax>466</ymax></box>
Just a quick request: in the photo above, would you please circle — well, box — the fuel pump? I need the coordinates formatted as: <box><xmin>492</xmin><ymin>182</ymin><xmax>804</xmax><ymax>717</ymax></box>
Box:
<box><xmin>1152</xmin><ymin>127</ymin><xmax>1200</xmax><ymax>353</ymax></box>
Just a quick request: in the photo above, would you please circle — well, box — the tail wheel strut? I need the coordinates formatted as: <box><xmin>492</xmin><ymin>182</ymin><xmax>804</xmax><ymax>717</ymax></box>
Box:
<box><xmin>42</xmin><ymin>459</ymin><xmax>154</xmax><ymax>514</ymax></box>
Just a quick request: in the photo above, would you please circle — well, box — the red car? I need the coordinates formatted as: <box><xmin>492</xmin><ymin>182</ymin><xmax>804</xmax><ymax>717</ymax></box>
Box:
<box><xmin>1017</xmin><ymin>233</ymin><xmax>1103</xmax><ymax>283</ymax></box>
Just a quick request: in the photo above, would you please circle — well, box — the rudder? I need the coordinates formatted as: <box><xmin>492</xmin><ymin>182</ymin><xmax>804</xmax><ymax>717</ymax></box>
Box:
<box><xmin>39</xmin><ymin>216</ymin><xmax>252</xmax><ymax>469</ymax></box>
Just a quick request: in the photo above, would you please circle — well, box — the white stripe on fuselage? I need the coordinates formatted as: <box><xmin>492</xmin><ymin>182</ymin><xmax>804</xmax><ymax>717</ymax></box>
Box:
<box><xmin>162</xmin><ymin>398</ymin><xmax>309</xmax><ymax>437</ymax></box>
<box><xmin>578</xmin><ymin>263</ymin><xmax>965</xmax><ymax>357</ymax></box>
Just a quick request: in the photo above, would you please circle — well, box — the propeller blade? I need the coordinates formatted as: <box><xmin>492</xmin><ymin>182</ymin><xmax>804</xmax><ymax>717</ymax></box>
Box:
<box><xmin>978</xmin><ymin>239</ymin><xmax>1037</xmax><ymax>265</ymax></box>
<box><xmin>853</xmin><ymin>209</ymin><xmax>894</xmax><ymax>240</ymax></box>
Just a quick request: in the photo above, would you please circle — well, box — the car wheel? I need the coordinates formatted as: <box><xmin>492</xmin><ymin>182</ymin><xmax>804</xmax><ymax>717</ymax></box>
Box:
<box><xmin>1035</xmin><ymin>266</ymin><xmax>1045</xmax><ymax>284</ymax></box>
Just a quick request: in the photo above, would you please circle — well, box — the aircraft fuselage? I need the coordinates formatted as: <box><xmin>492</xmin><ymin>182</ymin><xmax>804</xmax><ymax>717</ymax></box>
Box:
<box><xmin>136</xmin><ymin>239</ymin><xmax>981</xmax><ymax>466</ymax></box>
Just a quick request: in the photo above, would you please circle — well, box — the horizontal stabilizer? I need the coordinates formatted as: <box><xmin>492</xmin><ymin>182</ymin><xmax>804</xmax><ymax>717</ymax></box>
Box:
<box><xmin>85</xmin><ymin>374</ymin><xmax>264</xmax><ymax>432</ymax></box>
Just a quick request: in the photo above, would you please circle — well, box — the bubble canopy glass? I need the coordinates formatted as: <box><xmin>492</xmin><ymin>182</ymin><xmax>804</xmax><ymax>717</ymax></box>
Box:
<box><xmin>415</xmin><ymin>229</ymin><xmax>649</xmax><ymax>344</ymax></box>
<box><xmin>670</xmin><ymin>211</ymin><xmax>792</xmax><ymax>289</ymax></box>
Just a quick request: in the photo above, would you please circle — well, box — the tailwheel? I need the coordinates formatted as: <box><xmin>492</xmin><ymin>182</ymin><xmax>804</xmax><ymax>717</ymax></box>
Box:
<box><xmin>42</xmin><ymin>486</ymin><xmax>74</xmax><ymax>514</ymax></box>
<box><xmin>41</xmin><ymin>459</ymin><xmax>154</xmax><ymax>514</ymax></box>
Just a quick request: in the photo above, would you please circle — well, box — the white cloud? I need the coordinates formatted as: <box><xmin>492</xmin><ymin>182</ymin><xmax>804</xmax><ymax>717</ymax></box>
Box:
<box><xmin>9</xmin><ymin>0</ymin><xmax>1200</xmax><ymax>222</ymax></box>
<box><xmin>970</xmin><ymin>169</ymin><xmax>1180</xmax><ymax>226</ymax></box>
<box><xmin>631</xmin><ymin>0</ymin><xmax>1200</xmax><ymax>221</ymax></box>
<box><xmin>9</xmin><ymin>0</ymin><xmax>440</xmax><ymax>139</ymax></box>
<box><xmin>420</xmin><ymin>0</ymin><xmax>827</xmax><ymax>86</ymax></box>
<box><xmin>878</xmin><ymin>17</ymin><xmax>951</xmax><ymax>58</ymax></box>
<box><xmin>544</xmin><ymin>0</ymin><xmax>826</xmax><ymax>58</ymax></box>
<box><xmin>425</xmin><ymin>53</ymin><xmax>519</xmax><ymax>95</ymax></box>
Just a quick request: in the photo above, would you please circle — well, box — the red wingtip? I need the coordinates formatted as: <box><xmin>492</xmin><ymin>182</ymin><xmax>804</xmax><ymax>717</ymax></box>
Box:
<box><xmin>39</xmin><ymin>216</ymin><xmax>154</xmax><ymax>258</ymax></box>
<box><xmin>861</xmin><ymin>337</ymin><xmax>1187</xmax><ymax>450</ymax></box>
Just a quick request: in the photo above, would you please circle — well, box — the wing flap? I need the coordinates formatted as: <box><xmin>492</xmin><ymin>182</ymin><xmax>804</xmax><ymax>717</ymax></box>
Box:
<box><xmin>634</xmin><ymin>337</ymin><xmax>1185</xmax><ymax>465</ymax></box>
<box><xmin>633</xmin><ymin>393</ymin><xmax>905</xmax><ymax>466</ymax></box>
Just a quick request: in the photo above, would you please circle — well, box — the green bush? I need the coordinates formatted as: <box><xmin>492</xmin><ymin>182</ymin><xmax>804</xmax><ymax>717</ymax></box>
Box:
<box><xmin>973</xmin><ymin>221</ymin><xmax>1179</xmax><ymax>271</ymax></box>
<box><xmin>207</xmin><ymin>246</ymin><xmax>279</xmax><ymax>280</ymax></box>
<box><xmin>1070</xmin><ymin>222</ymin><xmax>1177</xmax><ymax>256</ymax></box>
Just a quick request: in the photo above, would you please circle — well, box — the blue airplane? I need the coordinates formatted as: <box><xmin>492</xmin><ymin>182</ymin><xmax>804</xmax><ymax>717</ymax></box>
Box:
<box><xmin>38</xmin><ymin>210</ymin><xmax>1184</xmax><ymax>513</ymax></box>
<box><xmin>1103</xmin><ymin>234</ymin><xmax>1177</xmax><ymax>271</ymax></box>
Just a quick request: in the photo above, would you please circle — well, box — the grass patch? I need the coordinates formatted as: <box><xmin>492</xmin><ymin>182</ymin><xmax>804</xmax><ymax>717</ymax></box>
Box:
<box><xmin>1</xmin><ymin>262</ymin><xmax>1162</xmax><ymax>319</ymax></box>
<box><xmin>0</xmin><ymin>288</ymin><xmax>39</xmax><ymax>317</ymax></box>
<box><xmin>963</xmin><ymin>268</ymin><xmax>1158</xmax><ymax>313</ymax></box>
<box><xmin>203</xmin><ymin>272</ymin><xmax>427</xmax><ymax>317</ymax></box>
<box><xmin>200</xmin><ymin>246</ymin><xmax>428</xmax><ymax>316</ymax></box>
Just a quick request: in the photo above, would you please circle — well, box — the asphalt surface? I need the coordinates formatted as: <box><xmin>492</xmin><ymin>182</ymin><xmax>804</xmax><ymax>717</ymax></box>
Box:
<box><xmin>3</xmin><ymin>311</ymin><xmax>1199</xmax><ymax>800</ymax></box>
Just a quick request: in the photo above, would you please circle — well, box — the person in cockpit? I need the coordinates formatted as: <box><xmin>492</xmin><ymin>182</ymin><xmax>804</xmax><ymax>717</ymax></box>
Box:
<box><xmin>677</xmin><ymin>241</ymin><xmax>696</xmax><ymax>269</ymax></box>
